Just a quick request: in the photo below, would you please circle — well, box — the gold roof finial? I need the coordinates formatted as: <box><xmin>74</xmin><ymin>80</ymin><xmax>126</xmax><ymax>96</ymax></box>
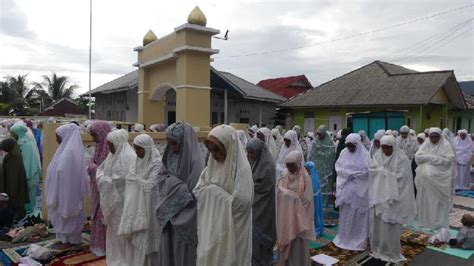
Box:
<box><xmin>187</xmin><ymin>6</ymin><xmax>207</xmax><ymax>26</ymax></box>
<box><xmin>143</xmin><ymin>30</ymin><xmax>158</xmax><ymax>46</ymax></box>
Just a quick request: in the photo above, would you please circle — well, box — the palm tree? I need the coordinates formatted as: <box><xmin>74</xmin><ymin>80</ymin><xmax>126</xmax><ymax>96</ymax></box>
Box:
<box><xmin>7</xmin><ymin>74</ymin><xmax>30</xmax><ymax>98</ymax></box>
<box><xmin>39</xmin><ymin>73</ymin><xmax>78</xmax><ymax>101</ymax></box>
<box><xmin>2</xmin><ymin>74</ymin><xmax>32</xmax><ymax>115</ymax></box>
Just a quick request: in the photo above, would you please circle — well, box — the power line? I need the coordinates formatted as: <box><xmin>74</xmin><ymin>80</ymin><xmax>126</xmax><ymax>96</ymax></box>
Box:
<box><xmin>214</xmin><ymin>3</ymin><xmax>474</xmax><ymax>59</ymax></box>
<box><xmin>394</xmin><ymin>18</ymin><xmax>473</xmax><ymax>58</ymax></box>
<box><xmin>401</xmin><ymin>23</ymin><xmax>473</xmax><ymax>64</ymax></box>
<box><xmin>393</xmin><ymin>18</ymin><xmax>473</xmax><ymax>63</ymax></box>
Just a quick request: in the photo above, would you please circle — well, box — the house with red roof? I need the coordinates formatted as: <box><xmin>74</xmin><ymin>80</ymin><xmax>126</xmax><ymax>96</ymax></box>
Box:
<box><xmin>257</xmin><ymin>75</ymin><xmax>313</xmax><ymax>99</ymax></box>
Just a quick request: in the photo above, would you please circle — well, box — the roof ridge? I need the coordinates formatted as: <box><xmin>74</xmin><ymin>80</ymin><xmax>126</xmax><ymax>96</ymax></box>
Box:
<box><xmin>374</xmin><ymin>60</ymin><xmax>421</xmax><ymax>76</ymax></box>
<box><xmin>82</xmin><ymin>70</ymin><xmax>138</xmax><ymax>96</ymax></box>
<box><xmin>388</xmin><ymin>70</ymin><xmax>453</xmax><ymax>76</ymax></box>
<box><xmin>258</xmin><ymin>74</ymin><xmax>306</xmax><ymax>81</ymax></box>
<box><xmin>219</xmin><ymin>70</ymin><xmax>286</xmax><ymax>101</ymax></box>
<box><xmin>285</xmin><ymin>61</ymin><xmax>379</xmax><ymax>104</ymax></box>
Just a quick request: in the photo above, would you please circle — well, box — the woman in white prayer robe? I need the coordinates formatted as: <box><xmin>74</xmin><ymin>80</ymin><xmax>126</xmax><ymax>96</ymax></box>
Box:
<box><xmin>415</xmin><ymin>127</ymin><xmax>455</xmax><ymax>230</ymax></box>
<box><xmin>416</xmin><ymin>133</ymin><xmax>426</xmax><ymax>151</ymax></box>
<box><xmin>358</xmin><ymin>130</ymin><xmax>371</xmax><ymax>150</ymax></box>
<box><xmin>369</xmin><ymin>135</ymin><xmax>416</xmax><ymax>263</ymax></box>
<box><xmin>272</xmin><ymin>128</ymin><xmax>284</xmax><ymax>152</ymax></box>
<box><xmin>118</xmin><ymin>134</ymin><xmax>162</xmax><ymax>266</ymax></box>
<box><xmin>257</xmin><ymin>127</ymin><xmax>279</xmax><ymax>162</ymax></box>
<box><xmin>454</xmin><ymin>129</ymin><xmax>472</xmax><ymax>190</ymax></box>
<box><xmin>333</xmin><ymin>133</ymin><xmax>370</xmax><ymax>251</ymax></box>
<box><xmin>96</xmin><ymin>129</ymin><xmax>135</xmax><ymax>266</ymax></box>
<box><xmin>369</xmin><ymin>130</ymin><xmax>385</xmax><ymax>158</ymax></box>
<box><xmin>194</xmin><ymin>125</ymin><xmax>254</xmax><ymax>266</ymax></box>
<box><xmin>398</xmin><ymin>125</ymin><xmax>418</xmax><ymax>162</ymax></box>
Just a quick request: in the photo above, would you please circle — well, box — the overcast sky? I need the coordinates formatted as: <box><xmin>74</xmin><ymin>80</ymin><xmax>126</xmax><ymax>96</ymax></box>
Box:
<box><xmin>1</xmin><ymin>0</ymin><xmax>473</xmax><ymax>96</ymax></box>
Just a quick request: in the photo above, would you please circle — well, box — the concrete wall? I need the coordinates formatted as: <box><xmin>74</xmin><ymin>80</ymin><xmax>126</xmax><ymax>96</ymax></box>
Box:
<box><xmin>96</xmin><ymin>88</ymin><xmax>278</xmax><ymax>126</ymax></box>
<box><xmin>450</xmin><ymin>109</ymin><xmax>474</xmax><ymax>132</ymax></box>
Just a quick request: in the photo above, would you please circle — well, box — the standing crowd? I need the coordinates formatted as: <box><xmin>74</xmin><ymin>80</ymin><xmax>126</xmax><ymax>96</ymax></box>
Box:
<box><xmin>1</xmin><ymin>119</ymin><xmax>474</xmax><ymax>265</ymax></box>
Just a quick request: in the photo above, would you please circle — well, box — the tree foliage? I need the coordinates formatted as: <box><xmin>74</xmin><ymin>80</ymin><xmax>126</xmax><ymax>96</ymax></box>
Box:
<box><xmin>0</xmin><ymin>72</ymin><xmax>80</xmax><ymax>115</ymax></box>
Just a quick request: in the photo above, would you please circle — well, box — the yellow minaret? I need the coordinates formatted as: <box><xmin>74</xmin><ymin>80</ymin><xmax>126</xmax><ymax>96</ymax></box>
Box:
<box><xmin>135</xmin><ymin>6</ymin><xmax>219</xmax><ymax>129</ymax></box>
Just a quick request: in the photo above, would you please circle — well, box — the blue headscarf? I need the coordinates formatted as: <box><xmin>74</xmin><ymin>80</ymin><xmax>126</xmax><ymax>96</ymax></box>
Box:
<box><xmin>304</xmin><ymin>161</ymin><xmax>324</xmax><ymax>236</ymax></box>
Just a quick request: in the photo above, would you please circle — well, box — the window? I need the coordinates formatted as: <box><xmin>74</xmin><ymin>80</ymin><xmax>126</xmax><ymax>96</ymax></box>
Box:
<box><xmin>304</xmin><ymin>112</ymin><xmax>315</xmax><ymax>132</ymax></box>
<box><xmin>240</xmin><ymin>118</ymin><xmax>249</xmax><ymax>124</ymax></box>
<box><xmin>456</xmin><ymin>117</ymin><xmax>462</xmax><ymax>132</ymax></box>
<box><xmin>220</xmin><ymin>112</ymin><xmax>225</xmax><ymax>124</ymax></box>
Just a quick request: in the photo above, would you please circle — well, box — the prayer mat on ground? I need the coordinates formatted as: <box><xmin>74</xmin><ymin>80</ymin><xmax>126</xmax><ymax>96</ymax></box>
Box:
<box><xmin>426</xmin><ymin>229</ymin><xmax>474</xmax><ymax>260</ymax></box>
<box><xmin>309</xmin><ymin>228</ymin><xmax>428</xmax><ymax>265</ymax></box>
<box><xmin>48</xmin><ymin>251</ymin><xmax>104</xmax><ymax>266</ymax></box>
<box><xmin>310</xmin><ymin>242</ymin><xmax>367</xmax><ymax>265</ymax></box>
<box><xmin>456</xmin><ymin>190</ymin><xmax>474</xmax><ymax>199</ymax></box>
<box><xmin>82</xmin><ymin>257</ymin><xmax>106</xmax><ymax>266</ymax></box>
<box><xmin>404</xmin><ymin>225</ymin><xmax>474</xmax><ymax>260</ymax></box>
<box><xmin>323</xmin><ymin>208</ymin><xmax>339</xmax><ymax>227</ymax></box>
<box><xmin>309</xmin><ymin>226</ymin><xmax>338</xmax><ymax>249</ymax></box>
<box><xmin>1</xmin><ymin>233</ymin><xmax>90</xmax><ymax>265</ymax></box>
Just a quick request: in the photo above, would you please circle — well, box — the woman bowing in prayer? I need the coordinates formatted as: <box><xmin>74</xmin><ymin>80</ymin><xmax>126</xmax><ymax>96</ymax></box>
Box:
<box><xmin>118</xmin><ymin>134</ymin><xmax>162</xmax><ymax>265</ymax></box>
<box><xmin>194</xmin><ymin>125</ymin><xmax>253</xmax><ymax>266</ymax></box>
<box><xmin>88</xmin><ymin>121</ymin><xmax>111</xmax><ymax>256</ymax></box>
<box><xmin>368</xmin><ymin>135</ymin><xmax>416</xmax><ymax>263</ymax></box>
<box><xmin>276</xmin><ymin>151</ymin><xmax>315</xmax><ymax>266</ymax></box>
<box><xmin>304</xmin><ymin>161</ymin><xmax>324</xmax><ymax>237</ymax></box>
<box><xmin>246</xmin><ymin>138</ymin><xmax>277</xmax><ymax>266</ymax></box>
<box><xmin>46</xmin><ymin>123</ymin><xmax>88</xmax><ymax>244</ymax></box>
<box><xmin>156</xmin><ymin>123</ymin><xmax>204</xmax><ymax>266</ymax></box>
<box><xmin>333</xmin><ymin>133</ymin><xmax>370</xmax><ymax>251</ymax></box>
<box><xmin>0</xmin><ymin>138</ymin><xmax>29</xmax><ymax>220</ymax></box>
<box><xmin>276</xmin><ymin>130</ymin><xmax>304</xmax><ymax>181</ymax></box>
<box><xmin>10</xmin><ymin>123</ymin><xmax>41</xmax><ymax>214</ymax></box>
<box><xmin>415</xmin><ymin>128</ymin><xmax>455</xmax><ymax>230</ymax></box>
<box><xmin>454</xmin><ymin>129</ymin><xmax>472</xmax><ymax>190</ymax></box>
<box><xmin>96</xmin><ymin>129</ymin><xmax>135</xmax><ymax>266</ymax></box>
<box><xmin>311</xmin><ymin>125</ymin><xmax>336</xmax><ymax>207</ymax></box>
<box><xmin>257</xmin><ymin>127</ymin><xmax>279</xmax><ymax>162</ymax></box>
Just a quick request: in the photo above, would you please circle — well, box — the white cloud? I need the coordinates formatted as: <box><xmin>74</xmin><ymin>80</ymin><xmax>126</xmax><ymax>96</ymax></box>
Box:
<box><xmin>0</xmin><ymin>0</ymin><xmax>472</xmax><ymax>94</ymax></box>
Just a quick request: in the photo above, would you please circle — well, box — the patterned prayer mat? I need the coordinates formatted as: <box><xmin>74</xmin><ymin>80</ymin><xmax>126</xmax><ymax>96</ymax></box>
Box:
<box><xmin>309</xmin><ymin>228</ymin><xmax>428</xmax><ymax>265</ymax></box>
<box><xmin>310</xmin><ymin>242</ymin><xmax>369</xmax><ymax>265</ymax></box>
<box><xmin>0</xmin><ymin>233</ymin><xmax>90</xmax><ymax>265</ymax></box>
<box><xmin>49</xmin><ymin>251</ymin><xmax>104</xmax><ymax>266</ymax></box>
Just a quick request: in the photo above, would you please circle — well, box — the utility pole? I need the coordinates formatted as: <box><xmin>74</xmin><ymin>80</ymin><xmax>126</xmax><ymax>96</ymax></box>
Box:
<box><xmin>88</xmin><ymin>0</ymin><xmax>93</xmax><ymax>119</ymax></box>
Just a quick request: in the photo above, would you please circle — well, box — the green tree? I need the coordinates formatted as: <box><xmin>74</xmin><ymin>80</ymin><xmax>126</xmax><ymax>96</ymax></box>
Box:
<box><xmin>77</xmin><ymin>97</ymin><xmax>94</xmax><ymax>115</ymax></box>
<box><xmin>2</xmin><ymin>74</ymin><xmax>32</xmax><ymax>115</ymax></box>
<box><xmin>38</xmin><ymin>73</ymin><xmax>78</xmax><ymax>101</ymax></box>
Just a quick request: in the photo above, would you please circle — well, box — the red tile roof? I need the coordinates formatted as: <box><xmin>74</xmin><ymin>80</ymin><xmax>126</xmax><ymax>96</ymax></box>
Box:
<box><xmin>257</xmin><ymin>75</ymin><xmax>312</xmax><ymax>99</ymax></box>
